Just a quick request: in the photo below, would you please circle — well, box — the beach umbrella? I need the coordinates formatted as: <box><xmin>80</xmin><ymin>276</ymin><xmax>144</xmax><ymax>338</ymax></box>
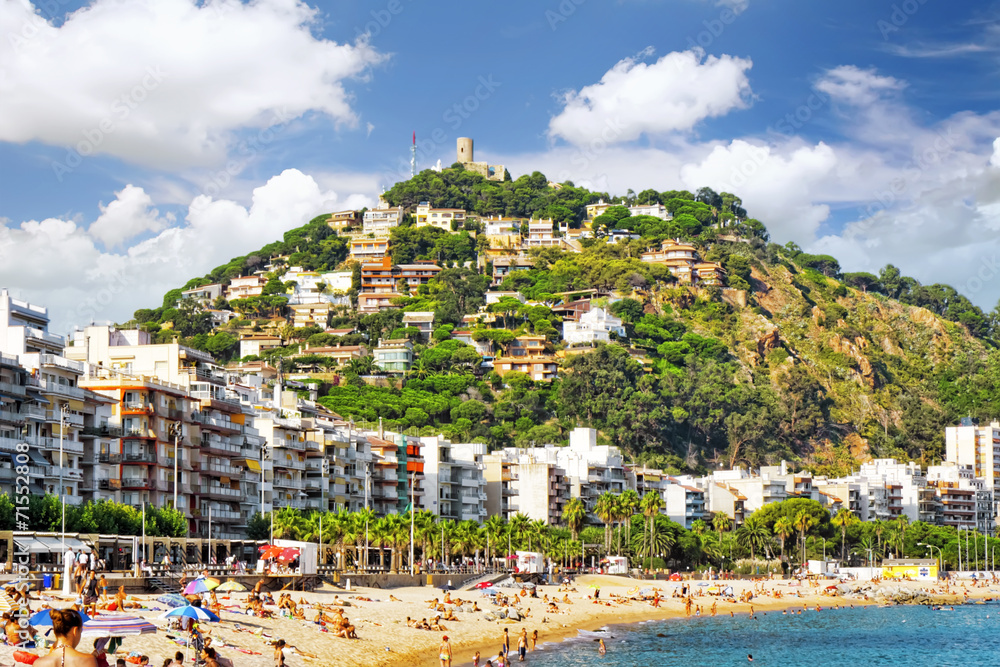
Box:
<box><xmin>216</xmin><ymin>581</ymin><xmax>247</xmax><ymax>593</ymax></box>
<box><xmin>184</xmin><ymin>579</ymin><xmax>220</xmax><ymax>595</ymax></box>
<box><xmin>30</xmin><ymin>609</ymin><xmax>92</xmax><ymax>626</ymax></box>
<box><xmin>481</xmin><ymin>588</ymin><xmax>499</xmax><ymax>596</ymax></box>
<box><xmin>82</xmin><ymin>615</ymin><xmax>156</xmax><ymax>637</ymax></box>
<box><xmin>668</xmin><ymin>573</ymin><xmax>683</xmax><ymax>581</ymax></box>
<box><xmin>156</xmin><ymin>594</ymin><xmax>189</xmax><ymax>608</ymax></box>
<box><xmin>260</xmin><ymin>546</ymin><xmax>282</xmax><ymax>560</ymax></box>
<box><xmin>0</xmin><ymin>591</ymin><xmax>16</xmax><ymax>613</ymax></box>
<box><xmin>159</xmin><ymin>605</ymin><xmax>220</xmax><ymax>623</ymax></box>
<box><xmin>475</xmin><ymin>582</ymin><xmax>493</xmax><ymax>589</ymax></box>
<box><xmin>587</xmin><ymin>584</ymin><xmax>600</xmax><ymax>589</ymax></box>
<box><xmin>439</xmin><ymin>584</ymin><xmax>455</xmax><ymax>591</ymax></box>
<box><xmin>520</xmin><ymin>583</ymin><xmax>536</xmax><ymax>589</ymax></box>
<box><xmin>277</xmin><ymin>547</ymin><xmax>300</xmax><ymax>562</ymax></box>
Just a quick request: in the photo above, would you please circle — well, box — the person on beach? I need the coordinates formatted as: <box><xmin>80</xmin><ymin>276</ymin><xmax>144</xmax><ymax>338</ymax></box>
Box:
<box><xmin>33</xmin><ymin>609</ymin><xmax>96</xmax><ymax>667</ymax></box>
<box><xmin>473</xmin><ymin>650</ymin><xmax>480</xmax><ymax>667</ymax></box>
<box><xmin>517</xmin><ymin>633</ymin><xmax>527</xmax><ymax>662</ymax></box>
<box><xmin>598</xmin><ymin>638</ymin><xmax>606</xmax><ymax>655</ymax></box>
<box><xmin>531</xmin><ymin>630</ymin><xmax>538</xmax><ymax>651</ymax></box>
<box><xmin>500</xmin><ymin>628</ymin><xmax>510</xmax><ymax>657</ymax></box>
<box><xmin>438</xmin><ymin>635</ymin><xmax>452</xmax><ymax>667</ymax></box>
<box><xmin>273</xmin><ymin>639</ymin><xmax>286</xmax><ymax>667</ymax></box>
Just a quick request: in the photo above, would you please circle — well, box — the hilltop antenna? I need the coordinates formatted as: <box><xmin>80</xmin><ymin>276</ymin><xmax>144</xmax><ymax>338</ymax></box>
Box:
<box><xmin>411</xmin><ymin>131</ymin><xmax>417</xmax><ymax>178</ymax></box>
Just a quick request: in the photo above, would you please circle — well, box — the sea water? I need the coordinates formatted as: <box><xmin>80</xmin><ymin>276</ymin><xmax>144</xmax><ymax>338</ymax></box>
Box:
<box><xmin>522</xmin><ymin>603</ymin><xmax>1000</xmax><ymax>666</ymax></box>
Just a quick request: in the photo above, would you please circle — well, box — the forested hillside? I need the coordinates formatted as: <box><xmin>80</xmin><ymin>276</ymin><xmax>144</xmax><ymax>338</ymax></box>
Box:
<box><xmin>122</xmin><ymin>164</ymin><xmax>1000</xmax><ymax>477</ymax></box>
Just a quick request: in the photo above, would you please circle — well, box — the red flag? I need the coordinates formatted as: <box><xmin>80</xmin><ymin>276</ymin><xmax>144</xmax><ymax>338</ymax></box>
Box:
<box><xmin>413</xmin><ymin>131</ymin><xmax>416</xmax><ymax>145</ymax></box>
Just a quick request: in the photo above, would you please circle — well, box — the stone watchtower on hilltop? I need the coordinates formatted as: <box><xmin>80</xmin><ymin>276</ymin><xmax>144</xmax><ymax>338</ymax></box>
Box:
<box><xmin>456</xmin><ymin>137</ymin><xmax>507</xmax><ymax>181</ymax></box>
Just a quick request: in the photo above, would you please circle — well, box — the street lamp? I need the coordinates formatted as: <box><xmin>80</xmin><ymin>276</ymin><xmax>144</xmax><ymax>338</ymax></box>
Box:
<box><xmin>59</xmin><ymin>404</ymin><xmax>67</xmax><ymax>546</ymax></box>
<box><xmin>918</xmin><ymin>542</ymin><xmax>943</xmax><ymax>574</ymax></box>
<box><xmin>168</xmin><ymin>422</ymin><xmax>182</xmax><ymax>511</ymax></box>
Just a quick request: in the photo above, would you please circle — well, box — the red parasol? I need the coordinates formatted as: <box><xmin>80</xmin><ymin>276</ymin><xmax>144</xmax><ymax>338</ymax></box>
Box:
<box><xmin>277</xmin><ymin>547</ymin><xmax>300</xmax><ymax>561</ymax></box>
<box><xmin>260</xmin><ymin>545</ymin><xmax>283</xmax><ymax>559</ymax></box>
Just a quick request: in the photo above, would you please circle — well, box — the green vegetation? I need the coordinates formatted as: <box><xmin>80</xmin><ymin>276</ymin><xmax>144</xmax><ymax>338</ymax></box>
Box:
<box><xmin>128</xmin><ymin>166</ymin><xmax>1000</xmax><ymax>475</ymax></box>
<box><xmin>0</xmin><ymin>494</ymin><xmax>186</xmax><ymax>536</ymax></box>
<box><xmin>250</xmin><ymin>496</ymin><xmax>990</xmax><ymax>572</ymax></box>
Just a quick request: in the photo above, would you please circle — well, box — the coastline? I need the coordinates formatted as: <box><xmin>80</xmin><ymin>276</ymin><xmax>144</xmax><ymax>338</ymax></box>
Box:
<box><xmin>410</xmin><ymin>575</ymin><xmax>977</xmax><ymax>667</ymax></box>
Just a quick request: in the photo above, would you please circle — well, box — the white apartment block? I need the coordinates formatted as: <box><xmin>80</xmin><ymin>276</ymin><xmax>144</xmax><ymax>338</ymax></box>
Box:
<box><xmin>946</xmin><ymin>419</ymin><xmax>1000</xmax><ymax>521</ymax></box>
<box><xmin>562</xmin><ymin>308</ymin><xmax>626</xmax><ymax>346</ymax></box>
<box><xmin>418</xmin><ymin>436</ymin><xmax>487</xmax><ymax>522</ymax></box>
<box><xmin>628</xmin><ymin>203</ymin><xmax>672</xmax><ymax>220</ymax></box>
<box><xmin>363</xmin><ymin>205</ymin><xmax>404</xmax><ymax>236</ymax></box>
<box><xmin>483</xmin><ymin>449</ymin><xmax>567</xmax><ymax>524</ymax></box>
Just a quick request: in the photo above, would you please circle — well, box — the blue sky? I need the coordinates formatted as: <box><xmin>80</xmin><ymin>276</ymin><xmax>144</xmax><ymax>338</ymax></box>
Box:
<box><xmin>2</xmin><ymin>0</ymin><xmax>1000</xmax><ymax>331</ymax></box>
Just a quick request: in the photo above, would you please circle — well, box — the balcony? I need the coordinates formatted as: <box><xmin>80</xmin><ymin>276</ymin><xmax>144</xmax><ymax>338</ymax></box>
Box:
<box><xmin>46</xmin><ymin>465</ymin><xmax>83</xmax><ymax>480</ymax></box>
<box><xmin>122</xmin><ymin>427</ymin><xmax>154</xmax><ymax>439</ymax></box>
<box><xmin>37</xmin><ymin>353</ymin><xmax>81</xmax><ymax>372</ymax></box>
<box><xmin>122</xmin><ymin>402</ymin><xmax>154</xmax><ymax>415</ymax></box>
<box><xmin>199</xmin><ymin>485</ymin><xmax>240</xmax><ymax>499</ymax></box>
<box><xmin>38</xmin><ymin>378</ymin><xmax>85</xmax><ymax>400</ymax></box>
<box><xmin>0</xmin><ymin>409</ymin><xmax>26</xmax><ymax>425</ymax></box>
<box><xmin>40</xmin><ymin>437</ymin><xmax>84</xmax><ymax>454</ymax></box>
<box><xmin>202</xmin><ymin>461</ymin><xmax>241</xmax><ymax>477</ymax></box>
<box><xmin>98</xmin><ymin>478</ymin><xmax>122</xmax><ymax>490</ymax></box>
<box><xmin>121</xmin><ymin>477</ymin><xmax>157</xmax><ymax>490</ymax></box>
<box><xmin>200</xmin><ymin>437</ymin><xmax>242</xmax><ymax>456</ymax></box>
<box><xmin>21</xmin><ymin>404</ymin><xmax>46</xmax><ymax>421</ymax></box>
<box><xmin>305</xmin><ymin>459</ymin><xmax>323</xmax><ymax>472</ymax></box>
<box><xmin>0</xmin><ymin>380</ymin><xmax>26</xmax><ymax>398</ymax></box>
<box><xmin>273</xmin><ymin>458</ymin><xmax>305</xmax><ymax>471</ymax></box>
<box><xmin>122</xmin><ymin>450</ymin><xmax>157</xmax><ymax>464</ymax></box>
<box><xmin>304</xmin><ymin>478</ymin><xmax>324</xmax><ymax>491</ymax></box>
<box><xmin>275</xmin><ymin>478</ymin><xmax>304</xmax><ymax>490</ymax></box>
<box><xmin>81</xmin><ymin>424</ymin><xmax>122</xmax><ymax>438</ymax></box>
<box><xmin>304</xmin><ymin>440</ymin><xmax>322</xmax><ymax>452</ymax></box>
<box><xmin>98</xmin><ymin>452</ymin><xmax>122</xmax><ymax>464</ymax></box>
<box><xmin>305</xmin><ymin>498</ymin><xmax>324</xmax><ymax>510</ymax></box>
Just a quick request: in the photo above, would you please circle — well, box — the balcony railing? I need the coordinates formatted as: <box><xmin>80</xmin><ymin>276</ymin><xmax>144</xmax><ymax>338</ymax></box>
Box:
<box><xmin>38</xmin><ymin>378</ymin><xmax>85</xmax><ymax>400</ymax></box>
<box><xmin>98</xmin><ymin>452</ymin><xmax>122</xmax><ymax>464</ymax></box>
<box><xmin>0</xmin><ymin>410</ymin><xmax>26</xmax><ymax>424</ymax></box>
<box><xmin>0</xmin><ymin>381</ymin><xmax>27</xmax><ymax>398</ymax></box>
<box><xmin>122</xmin><ymin>450</ymin><xmax>157</xmax><ymax>464</ymax></box>
<box><xmin>98</xmin><ymin>478</ymin><xmax>122</xmax><ymax>490</ymax></box>
<box><xmin>40</xmin><ymin>437</ymin><xmax>84</xmax><ymax>454</ymax></box>
<box><xmin>37</xmin><ymin>353</ymin><xmax>82</xmax><ymax>372</ymax></box>
<box><xmin>121</xmin><ymin>477</ymin><xmax>157</xmax><ymax>490</ymax></box>
<box><xmin>199</xmin><ymin>485</ymin><xmax>240</xmax><ymax>499</ymax></box>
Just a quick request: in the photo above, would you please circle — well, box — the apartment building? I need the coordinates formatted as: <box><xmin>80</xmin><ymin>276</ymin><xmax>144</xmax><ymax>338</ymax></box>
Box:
<box><xmin>562</xmin><ymin>308</ymin><xmax>626</xmax><ymax>346</ymax></box>
<box><xmin>629</xmin><ymin>203</ymin><xmax>672</xmax><ymax>220</ymax></box>
<box><xmin>491</xmin><ymin>256</ymin><xmax>534</xmax><ymax>284</ymax></box>
<box><xmin>358</xmin><ymin>258</ymin><xmax>441</xmax><ymax>314</ymax></box>
<box><xmin>225</xmin><ymin>276</ymin><xmax>265</xmax><ymax>301</ymax></box>
<box><xmin>362</xmin><ymin>205</ymin><xmax>404</xmax><ymax>236</ymax></box>
<box><xmin>414</xmin><ymin>203</ymin><xmax>467</xmax><ymax>232</ymax></box>
<box><xmin>289</xmin><ymin>303</ymin><xmax>331</xmax><ymax>329</ymax></box>
<box><xmin>402</xmin><ymin>312</ymin><xmax>435</xmax><ymax>340</ymax></box>
<box><xmin>238</xmin><ymin>335</ymin><xmax>283</xmax><ymax>359</ymax></box>
<box><xmin>585</xmin><ymin>200</ymin><xmax>612</xmax><ymax>220</ymax></box>
<box><xmin>483</xmin><ymin>450</ymin><xmax>566</xmax><ymax>524</ymax></box>
<box><xmin>492</xmin><ymin>356</ymin><xmax>558</xmax><ymax>382</ymax></box>
<box><xmin>641</xmin><ymin>240</ymin><xmax>726</xmax><ymax>286</ymax></box>
<box><xmin>327</xmin><ymin>210</ymin><xmax>362</xmax><ymax>232</ymax></box>
<box><xmin>419</xmin><ymin>436</ymin><xmax>487</xmax><ymax>522</ymax></box>
<box><xmin>523</xmin><ymin>219</ymin><xmax>560</xmax><ymax>248</ymax></box>
<box><xmin>349</xmin><ymin>239</ymin><xmax>390</xmax><ymax>262</ymax></box>
<box><xmin>927</xmin><ymin>462</ymin><xmax>994</xmax><ymax>533</ymax></box>
<box><xmin>946</xmin><ymin>418</ymin><xmax>1000</xmax><ymax>520</ymax></box>
<box><xmin>374</xmin><ymin>339</ymin><xmax>413</xmax><ymax>373</ymax></box>
<box><xmin>181</xmin><ymin>284</ymin><xmax>223</xmax><ymax>304</ymax></box>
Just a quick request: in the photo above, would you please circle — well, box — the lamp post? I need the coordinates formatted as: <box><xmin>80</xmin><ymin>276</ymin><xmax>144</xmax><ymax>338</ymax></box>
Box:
<box><xmin>59</xmin><ymin>404</ymin><xmax>67</xmax><ymax>546</ymax></box>
<box><xmin>168</xmin><ymin>422</ymin><xmax>182</xmax><ymax>511</ymax></box>
<box><xmin>918</xmin><ymin>542</ymin><xmax>943</xmax><ymax>575</ymax></box>
<box><xmin>409</xmin><ymin>470</ymin><xmax>416</xmax><ymax>577</ymax></box>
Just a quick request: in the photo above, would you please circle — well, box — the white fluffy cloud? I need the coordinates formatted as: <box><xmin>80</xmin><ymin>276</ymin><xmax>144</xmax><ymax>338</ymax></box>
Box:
<box><xmin>0</xmin><ymin>0</ymin><xmax>384</xmax><ymax>168</ymax></box>
<box><xmin>0</xmin><ymin>170</ymin><xmax>376</xmax><ymax>332</ymax></box>
<box><xmin>88</xmin><ymin>185</ymin><xmax>174</xmax><ymax>248</ymax></box>
<box><xmin>547</xmin><ymin>49</ymin><xmax>753</xmax><ymax>145</ymax></box>
<box><xmin>815</xmin><ymin>65</ymin><xmax>906</xmax><ymax>107</ymax></box>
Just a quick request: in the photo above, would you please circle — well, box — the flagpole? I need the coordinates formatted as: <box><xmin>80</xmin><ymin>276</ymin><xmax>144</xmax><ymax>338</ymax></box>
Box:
<box><xmin>409</xmin><ymin>471</ymin><xmax>415</xmax><ymax>577</ymax></box>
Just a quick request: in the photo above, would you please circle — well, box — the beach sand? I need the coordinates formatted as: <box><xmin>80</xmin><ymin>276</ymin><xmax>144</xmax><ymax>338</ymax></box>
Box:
<box><xmin>0</xmin><ymin>575</ymin><xmax>989</xmax><ymax>667</ymax></box>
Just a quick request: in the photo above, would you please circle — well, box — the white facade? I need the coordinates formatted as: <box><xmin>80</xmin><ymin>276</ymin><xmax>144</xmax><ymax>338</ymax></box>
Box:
<box><xmin>418</xmin><ymin>436</ymin><xmax>487</xmax><ymax>522</ymax></box>
<box><xmin>629</xmin><ymin>203</ymin><xmax>672</xmax><ymax>220</ymax></box>
<box><xmin>363</xmin><ymin>205</ymin><xmax>404</xmax><ymax>236</ymax></box>
<box><xmin>562</xmin><ymin>308</ymin><xmax>626</xmax><ymax>345</ymax></box>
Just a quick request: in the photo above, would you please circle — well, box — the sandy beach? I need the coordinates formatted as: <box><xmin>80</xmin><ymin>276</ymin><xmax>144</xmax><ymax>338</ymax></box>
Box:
<box><xmin>0</xmin><ymin>575</ymin><xmax>990</xmax><ymax>667</ymax></box>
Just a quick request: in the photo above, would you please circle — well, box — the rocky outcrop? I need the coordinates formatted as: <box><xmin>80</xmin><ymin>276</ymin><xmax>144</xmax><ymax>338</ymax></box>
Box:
<box><xmin>757</xmin><ymin>329</ymin><xmax>781</xmax><ymax>358</ymax></box>
<box><xmin>829</xmin><ymin>333</ymin><xmax>878</xmax><ymax>389</ymax></box>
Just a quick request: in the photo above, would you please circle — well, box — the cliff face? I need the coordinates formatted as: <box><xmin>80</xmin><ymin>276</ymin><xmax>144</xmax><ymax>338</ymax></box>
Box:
<box><xmin>664</xmin><ymin>260</ymin><xmax>989</xmax><ymax>475</ymax></box>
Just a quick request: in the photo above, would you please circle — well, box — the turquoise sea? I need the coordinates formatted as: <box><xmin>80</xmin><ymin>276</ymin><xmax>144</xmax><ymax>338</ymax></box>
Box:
<box><xmin>520</xmin><ymin>603</ymin><xmax>1000</xmax><ymax>666</ymax></box>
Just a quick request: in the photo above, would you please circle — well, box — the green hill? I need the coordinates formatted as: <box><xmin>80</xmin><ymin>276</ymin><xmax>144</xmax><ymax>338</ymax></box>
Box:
<box><xmin>123</xmin><ymin>164</ymin><xmax>1000</xmax><ymax>477</ymax></box>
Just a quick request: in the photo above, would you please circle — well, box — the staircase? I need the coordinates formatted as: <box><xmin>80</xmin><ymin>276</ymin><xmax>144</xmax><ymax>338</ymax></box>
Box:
<box><xmin>147</xmin><ymin>576</ymin><xmax>182</xmax><ymax>594</ymax></box>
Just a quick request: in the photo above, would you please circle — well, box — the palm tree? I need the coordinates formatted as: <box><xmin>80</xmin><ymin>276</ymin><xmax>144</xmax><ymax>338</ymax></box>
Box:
<box><xmin>736</xmin><ymin>515</ymin><xmax>771</xmax><ymax>561</ymax></box>
<box><xmin>272</xmin><ymin>506</ymin><xmax>308</xmax><ymax>539</ymax></box>
<box><xmin>893</xmin><ymin>515</ymin><xmax>910</xmax><ymax>557</ymax></box>
<box><xmin>528</xmin><ymin>519</ymin><xmax>549</xmax><ymax>552</ymax></box>
<box><xmin>773</xmin><ymin>516</ymin><xmax>794</xmax><ymax>564</ymax></box>
<box><xmin>872</xmin><ymin>519</ymin><xmax>885</xmax><ymax>558</ymax></box>
<box><xmin>353</xmin><ymin>508</ymin><xmax>376</xmax><ymax>570</ymax></box>
<box><xmin>562</xmin><ymin>497</ymin><xmax>586</xmax><ymax>542</ymax></box>
<box><xmin>712</xmin><ymin>511</ymin><xmax>732</xmax><ymax>534</ymax></box>
<box><xmin>640</xmin><ymin>491</ymin><xmax>664</xmax><ymax>567</ymax></box>
<box><xmin>691</xmin><ymin>519</ymin><xmax>708</xmax><ymax>536</ymax></box>
<box><xmin>594</xmin><ymin>492</ymin><xmax>617</xmax><ymax>554</ymax></box>
<box><xmin>346</xmin><ymin>355</ymin><xmax>376</xmax><ymax>376</ymax></box>
<box><xmin>508</xmin><ymin>513</ymin><xmax>530</xmax><ymax>552</ymax></box>
<box><xmin>372</xmin><ymin>517</ymin><xmax>391</xmax><ymax>570</ymax></box>
<box><xmin>483</xmin><ymin>515</ymin><xmax>507</xmax><ymax>568</ymax></box>
<box><xmin>831</xmin><ymin>509</ymin><xmax>859</xmax><ymax>563</ymax></box>
<box><xmin>794</xmin><ymin>510</ymin><xmax>818</xmax><ymax>565</ymax></box>
<box><xmin>617</xmin><ymin>489</ymin><xmax>640</xmax><ymax>556</ymax></box>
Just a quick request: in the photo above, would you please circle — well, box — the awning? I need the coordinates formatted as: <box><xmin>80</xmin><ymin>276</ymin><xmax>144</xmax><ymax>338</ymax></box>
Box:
<box><xmin>36</xmin><ymin>536</ymin><xmax>90</xmax><ymax>553</ymax></box>
<box><xmin>28</xmin><ymin>483</ymin><xmax>44</xmax><ymax>495</ymax></box>
<box><xmin>244</xmin><ymin>458</ymin><xmax>261</xmax><ymax>473</ymax></box>
<box><xmin>67</xmin><ymin>400</ymin><xmax>85</xmax><ymax>411</ymax></box>
<box><xmin>13</xmin><ymin>538</ymin><xmax>48</xmax><ymax>554</ymax></box>
<box><xmin>26</xmin><ymin>450</ymin><xmax>49</xmax><ymax>466</ymax></box>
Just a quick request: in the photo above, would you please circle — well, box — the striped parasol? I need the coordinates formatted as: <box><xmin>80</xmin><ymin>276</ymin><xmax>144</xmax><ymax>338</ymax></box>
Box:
<box><xmin>184</xmin><ymin>578</ymin><xmax>220</xmax><ymax>595</ymax></box>
<box><xmin>216</xmin><ymin>581</ymin><xmax>246</xmax><ymax>592</ymax></box>
<box><xmin>81</xmin><ymin>615</ymin><xmax>157</xmax><ymax>637</ymax></box>
<box><xmin>0</xmin><ymin>591</ymin><xmax>16</xmax><ymax>613</ymax></box>
<box><xmin>158</xmin><ymin>605</ymin><xmax>221</xmax><ymax>623</ymax></box>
